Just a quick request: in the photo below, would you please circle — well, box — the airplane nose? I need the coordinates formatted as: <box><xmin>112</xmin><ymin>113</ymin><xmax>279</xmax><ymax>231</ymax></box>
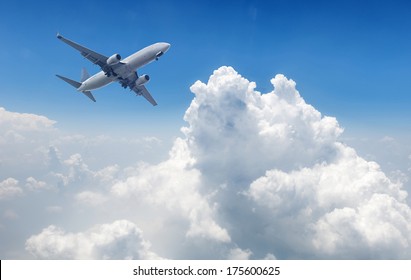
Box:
<box><xmin>155</xmin><ymin>43</ymin><xmax>171</xmax><ymax>60</ymax></box>
<box><xmin>162</xmin><ymin>43</ymin><xmax>171</xmax><ymax>53</ymax></box>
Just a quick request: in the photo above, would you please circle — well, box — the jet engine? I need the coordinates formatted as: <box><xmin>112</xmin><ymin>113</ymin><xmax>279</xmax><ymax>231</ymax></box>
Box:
<box><xmin>106</xmin><ymin>54</ymin><xmax>121</xmax><ymax>65</ymax></box>
<box><xmin>135</xmin><ymin>74</ymin><xmax>150</xmax><ymax>86</ymax></box>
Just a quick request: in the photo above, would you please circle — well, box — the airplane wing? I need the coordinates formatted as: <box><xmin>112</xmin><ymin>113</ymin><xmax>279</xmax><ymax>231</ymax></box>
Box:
<box><xmin>57</xmin><ymin>33</ymin><xmax>109</xmax><ymax>68</ymax></box>
<box><xmin>133</xmin><ymin>85</ymin><xmax>158</xmax><ymax>106</ymax></box>
<box><xmin>121</xmin><ymin>72</ymin><xmax>158</xmax><ymax>106</ymax></box>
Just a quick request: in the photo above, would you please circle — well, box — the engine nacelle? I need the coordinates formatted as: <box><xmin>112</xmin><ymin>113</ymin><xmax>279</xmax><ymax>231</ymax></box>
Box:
<box><xmin>106</xmin><ymin>53</ymin><xmax>121</xmax><ymax>65</ymax></box>
<box><xmin>135</xmin><ymin>74</ymin><xmax>150</xmax><ymax>86</ymax></box>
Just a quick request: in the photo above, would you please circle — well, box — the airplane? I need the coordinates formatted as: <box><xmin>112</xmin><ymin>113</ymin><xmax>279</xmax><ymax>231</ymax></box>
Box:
<box><xmin>56</xmin><ymin>33</ymin><xmax>170</xmax><ymax>106</ymax></box>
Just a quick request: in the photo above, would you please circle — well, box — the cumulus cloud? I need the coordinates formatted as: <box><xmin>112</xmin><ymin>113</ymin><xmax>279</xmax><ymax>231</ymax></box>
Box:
<box><xmin>0</xmin><ymin>107</ymin><xmax>55</xmax><ymax>132</ymax></box>
<box><xmin>5</xmin><ymin>66</ymin><xmax>411</xmax><ymax>259</ymax></box>
<box><xmin>179</xmin><ymin>66</ymin><xmax>411</xmax><ymax>259</ymax></box>
<box><xmin>111</xmin><ymin>138</ymin><xmax>231</xmax><ymax>243</ymax></box>
<box><xmin>0</xmin><ymin>178</ymin><xmax>23</xmax><ymax>199</ymax></box>
<box><xmin>248</xmin><ymin>145</ymin><xmax>411</xmax><ymax>258</ymax></box>
<box><xmin>25</xmin><ymin>220</ymin><xmax>160</xmax><ymax>259</ymax></box>
<box><xmin>185</xmin><ymin>67</ymin><xmax>342</xmax><ymax>186</ymax></box>
<box><xmin>25</xmin><ymin>177</ymin><xmax>52</xmax><ymax>191</ymax></box>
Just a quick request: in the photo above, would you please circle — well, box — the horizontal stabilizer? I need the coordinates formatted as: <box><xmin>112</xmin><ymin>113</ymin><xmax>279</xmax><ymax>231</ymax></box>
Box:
<box><xmin>82</xmin><ymin>91</ymin><xmax>96</xmax><ymax>102</ymax></box>
<box><xmin>56</xmin><ymin>74</ymin><xmax>81</xmax><ymax>88</ymax></box>
<box><xmin>56</xmin><ymin>74</ymin><xmax>96</xmax><ymax>102</ymax></box>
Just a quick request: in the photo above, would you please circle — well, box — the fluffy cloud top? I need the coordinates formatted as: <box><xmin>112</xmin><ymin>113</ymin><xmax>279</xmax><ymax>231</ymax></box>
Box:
<box><xmin>0</xmin><ymin>178</ymin><xmax>22</xmax><ymax>200</ymax></box>
<box><xmin>25</xmin><ymin>220</ymin><xmax>159</xmax><ymax>259</ymax></box>
<box><xmin>249</xmin><ymin>145</ymin><xmax>411</xmax><ymax>258</ymax></box>
<box><xmin>4</xmin><ymin>66</ymin><xmax>411</xmax><ymax>259</ymax></box>
<box><xmin>0</xmin><ymin>107</ymin><xmax>55</xmax><ymax>132</ymax></box>
<box><xmin>185</xmin><ymin>67</ymin><xmax>342</xmax><ymax>185</ymax></box>
<box><xmin>181</xmin><ymin>66</ymin><xmax>411</xmax><ymax>258</ymax></box>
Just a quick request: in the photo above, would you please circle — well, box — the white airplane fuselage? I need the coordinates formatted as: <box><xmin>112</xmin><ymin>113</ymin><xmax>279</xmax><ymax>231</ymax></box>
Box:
<box><xmin>78</xmin><ymin>42</ymin><xmax>170</xmax><ymax>92</ymax></box>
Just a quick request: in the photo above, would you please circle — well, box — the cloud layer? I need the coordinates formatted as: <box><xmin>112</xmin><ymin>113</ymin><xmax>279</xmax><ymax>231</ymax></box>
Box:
<box><xmin>2</xmin><ymin>66</ymin><xmax>411</xmax><ymax>259</ymax></box>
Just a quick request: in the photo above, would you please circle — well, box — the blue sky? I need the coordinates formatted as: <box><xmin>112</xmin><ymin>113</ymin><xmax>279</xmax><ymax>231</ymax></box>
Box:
<box><xmin>1</xmin><ymin>0</ymin><xmax>410</xmax><ymax>137</ymax></box>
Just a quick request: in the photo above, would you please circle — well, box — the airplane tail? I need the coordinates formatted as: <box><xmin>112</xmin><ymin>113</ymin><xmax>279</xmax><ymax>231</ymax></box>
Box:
<box><xmin>80</xmin><ymin>68</ymin><xmax>90</xmax><ymax>83</ymax></box>
<box><xmin>56</xmin><ymin>74</ymin><xmax>96</xmax><ymax>102</ymax></box>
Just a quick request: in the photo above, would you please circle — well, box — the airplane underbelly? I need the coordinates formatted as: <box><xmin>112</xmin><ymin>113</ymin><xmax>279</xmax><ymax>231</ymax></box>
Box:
<box><xmin>130</xmin><ymin>56</ymin><xmax>152</xmax><ymax>69</ymax></box>
<box><xmin>123</xmin><ymin>52</ymin><xmax>153</xmax><ymax>70</ymax></box>
<box><xmin>115</xmin><ymin>64</ymin><xmax>133</xmax><ymax>79</ymax></box>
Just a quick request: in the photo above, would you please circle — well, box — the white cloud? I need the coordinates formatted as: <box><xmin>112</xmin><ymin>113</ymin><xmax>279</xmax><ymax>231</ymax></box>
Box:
<box><xmin>95</xmin><ymin>165</ymin><xmax>120</xmax><ymax>183</ymax></box>
<box><xmin>249</xmin><ymin>145</ymin><xmax>406</xmax><ymax>211</ymax></box>
<box><xmin>61</xmin><ymin>153</ymin><xmax>93</xmax><ymax>185</ymax></box>
<box><xmin>2</xmin><ymin>66</ymin><xmax>411</xmax><ymax>259</ymax></box>
<box><xmin>0</xmin><ymin>178</ymin><xmax>23</xmax><ymax>200</ymax></box>
<box><xmin>264</xmin><ymin>253</ymin><xmax>277</xmax><ymax>260</ymax></box>
<box><xmin>25</xmin><ymin>220</ymin><xmax>160</xmax><ymax>259</ymax></box>
<box><xmin>111</xmin><ymin>138</ymin><xmax>231</xmax><ymax>243</ymax></box>
<box><xmin>0</xmin><ymin>106</ymin><xmax>166</xmax><ymax>184</ymax></box>
<box><xmin>181</xmin><ymin>66</ymin><xmax>411</xmax><ymax>259</ymax></box>
<box><xmin>185</xmin><ymin>67</ymin><xmax>343</xmax><ymax>188</ymax></box>
<box><xmin>25</xmin><ymin>177</ymin><xmax>52</xmax><ymax>191</ymax></box>
<box><xmin>227</xmin><ymin>248</ymin><xmax>253</xmax><ymax>260</ymax></box>
<box><xmin>248</xmin><ymin>145</ymin><xmax>411</xmax><ymax>258</ymax></box>
<box><xmin>76</xmin><ymin>191</ymin><xmax>107</xmax><ymax>206</ymax></box>
<box><xmin>312</xmin><ymin>194</ymin><xmax>411</xmax><ymax>258</ymax></box>
<box><xmin>0</xmin><ymin>107</ymin><xmax>56</xmax><ymax>132</ymax></box>
<box><xmin>0</xmin><ymin>107</ymin><xmax>57</xmax><ymax>179</ymax></box>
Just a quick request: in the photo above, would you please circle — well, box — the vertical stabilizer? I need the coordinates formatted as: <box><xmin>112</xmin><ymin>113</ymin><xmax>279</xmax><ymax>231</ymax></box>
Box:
<box><xmin>81</xmin><ymin>68</ymin><xmax>90</xmax><ymax>82</ymax></box>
